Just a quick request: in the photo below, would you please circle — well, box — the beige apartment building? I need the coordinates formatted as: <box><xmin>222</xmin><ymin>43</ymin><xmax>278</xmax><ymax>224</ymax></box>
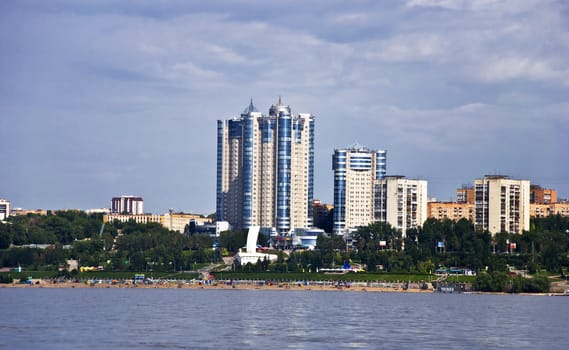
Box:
<box><xmin>374</xmin><ymin>176</ymin><xmax>428</xmax><ymax>236</ymax></box>
<box><xmin>160</xmin><ymin>212</ymin><xmax>211</xmax><ymax>233</ymax></box>
<box><xmin>103</xmin><ymin>212</ymin><xmax>211</xmax><ymax>233</ymax></box>
<box><xmin>103</xmin><ymin>213</ymin><xmax>162</xmax><ymax>225</ymax></box>
<box><xmin>530</xmin><ymin>202</ymin><xmax>569</xmax><ymax>218</ymax></box>
<box><xmin>474</xmin><ymin>175</ymin><xmax>530</xmax><ymax>234</ymax></box>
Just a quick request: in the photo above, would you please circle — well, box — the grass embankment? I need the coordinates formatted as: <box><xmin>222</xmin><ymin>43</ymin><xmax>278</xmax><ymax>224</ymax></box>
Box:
<box><xmin>209</xmin><ymin>271</ymin><xmax>475</xmax><ymax>283</ymax></box>
<box><xmin>1</xmin><ymin>270</ymin><xmax>476</xmax><ymax>284</ymax></box>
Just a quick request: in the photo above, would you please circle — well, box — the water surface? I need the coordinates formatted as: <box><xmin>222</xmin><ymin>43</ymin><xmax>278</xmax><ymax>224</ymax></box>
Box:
<box><xmin>1</xmin><ymin>289</ymin><xmax>567</xmax><ymax>349</ymax></box>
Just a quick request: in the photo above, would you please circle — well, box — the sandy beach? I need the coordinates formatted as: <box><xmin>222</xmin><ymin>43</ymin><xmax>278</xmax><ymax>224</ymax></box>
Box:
<box><xmin>1</xmin><ymin>279</ymin><xmax>435</xmax><ymax>293</ymax></box>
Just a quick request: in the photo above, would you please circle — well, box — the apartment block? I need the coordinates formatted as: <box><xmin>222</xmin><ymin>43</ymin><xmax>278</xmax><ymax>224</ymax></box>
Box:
<box><xmin>456</xmin><ymin>186</ymin><xmax>475</xmax><ymax>204</ymax></box>
<box><xmin>530</xmin><ymin>185</ymin><xmax>557</xmax><ymax>204</ymax></box>
<box><xmin>474</xmin><ymin>175</ymin><xmax>530</xmax><ymax>234</ymax></box>
<box><xmin>530</xmin><ymin>202</ymin><xmax>569</xmax><ymax>218</ymax></box>
<box><xmin>374</xmin><ymin>176</ymin><xmax>428</xmax><ymax>236</ymax></box>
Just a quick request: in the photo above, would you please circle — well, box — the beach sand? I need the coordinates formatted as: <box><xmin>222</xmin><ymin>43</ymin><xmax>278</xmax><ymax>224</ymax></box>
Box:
<box><xmin>1</xmin><ymin>279</ymin><xmax>435</xmax><ymax>293</ymax></box>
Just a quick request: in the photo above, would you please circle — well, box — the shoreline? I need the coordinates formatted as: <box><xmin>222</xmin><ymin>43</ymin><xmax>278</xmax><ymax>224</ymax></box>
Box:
<box><xmin>2</xmin><ymin>280</ymin><xmax>566</xmax><ymax>296</ymax></box>
<box><xmin>1</xmin><ymin>279</ymin><xmax>434</xmax><ymax>293</ymax></box>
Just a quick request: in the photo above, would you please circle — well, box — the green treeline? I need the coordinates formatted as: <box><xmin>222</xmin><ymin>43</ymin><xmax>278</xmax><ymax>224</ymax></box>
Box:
<box><xmin>1</xmin><ymin>212</ymin><xmax>568</xmax><ymax>293</ymax></box>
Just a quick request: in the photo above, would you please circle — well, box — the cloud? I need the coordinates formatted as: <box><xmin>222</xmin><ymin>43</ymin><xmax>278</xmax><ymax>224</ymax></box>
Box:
<box><xmin>476</xmin><ymin>56</ymin><xmax>569</xmax><ymax>85</ymax></box>
<box><xmin>1</xmin><ymin>0</ymin><xmax>568</xmax><ymax>212</ymax></box>
<box><xmin>363</xmin><ymin>34</ymin><xmax>447</xmax><ymax>63</ymax></box>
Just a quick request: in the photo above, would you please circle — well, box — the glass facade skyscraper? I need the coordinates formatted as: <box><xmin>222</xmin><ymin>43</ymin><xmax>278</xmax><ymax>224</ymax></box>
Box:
<box><xmin>216</xmin><ymin>98</ymin><xmax>315</xmax><ymax>234</ymax></box>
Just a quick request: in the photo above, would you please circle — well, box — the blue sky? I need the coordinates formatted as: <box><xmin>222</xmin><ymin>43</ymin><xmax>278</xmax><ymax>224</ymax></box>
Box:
<box><xmin>1</xmin><ymin>0</ymin><xmax>568</xmax><ymax>214</ymax></box>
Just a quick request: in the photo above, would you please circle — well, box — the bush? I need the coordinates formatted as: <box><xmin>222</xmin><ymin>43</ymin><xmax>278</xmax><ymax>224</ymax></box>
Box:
<box><xmin>0</xmin><ymin>274</ymin><xmax>13</xmax><ymax>284</ymax></box>
<box><xmin>473</xmin><ymin>271</ymin><xmax>508</xmax><ymax>292</ymax></box>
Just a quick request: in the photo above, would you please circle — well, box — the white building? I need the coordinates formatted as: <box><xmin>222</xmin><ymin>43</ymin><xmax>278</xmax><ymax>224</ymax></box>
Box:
<box><xmin>111</xmin><ymin>196</ymin><xmax>144</xmax><ymax>215</ymax></box>
<box><xmin>474</xmin><ymin>175</ymin><xmax>530</xmax><ymax>234</ymax></box>
<box><xmin>236</xmin><ymin>226</ymin><xmax>278</xmax><ymax>265</ymax></box>
<box><xmin>0</xmin><ymin>198</ymin><xmax>11</xmax><ymax>221</ymax></box>
<box><xmin>374</xmin><ymin>176</ymin><xmax>428</xmax><ymax>236</ymax></box>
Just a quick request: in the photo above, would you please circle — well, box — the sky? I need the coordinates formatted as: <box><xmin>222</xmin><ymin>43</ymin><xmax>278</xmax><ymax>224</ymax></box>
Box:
<box><xmin>1</xmin><ymin>0</ymin><xmax>568</xmax><ymax>214</ymax></box>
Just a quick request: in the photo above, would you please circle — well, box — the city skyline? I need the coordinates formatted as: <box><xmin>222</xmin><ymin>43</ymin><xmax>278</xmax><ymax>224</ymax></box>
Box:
<box><xmin>1</xmin><ymin>1</ymin><xmax>568</xmax><ymax>214</ymax></box>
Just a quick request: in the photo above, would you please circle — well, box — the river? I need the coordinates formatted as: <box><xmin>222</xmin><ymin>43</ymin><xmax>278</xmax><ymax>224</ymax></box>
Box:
<box><xmin>1</xmin><ymin>288</ymin><xmax>567</xmax><ymax>349</ymax></box>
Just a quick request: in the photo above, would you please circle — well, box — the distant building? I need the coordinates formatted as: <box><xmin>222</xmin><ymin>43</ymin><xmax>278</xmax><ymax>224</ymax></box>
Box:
<box><xmin>111</xmin><ymin>196</ymin><xmax>144</xmax><ymax>215</ymax></box>
<box><xmin>312</xmin><ymin>199</ymin><xmax>333</xmax><ymax>231</ymax></box>
<box><xmin>530</xmin><ymin>185</ymin><xmax>557</xmax><ymax>204</ymax></box>
<box><xmin>188</xmin><ymin>221</ymin><xmax>231</xmax><ymax>238</ymax></box>
<box><xmin>374</xmin><ymin>176</ymin><xmax>428</xmax><ymax>236</ymax></box>
<box><xmin>103</xmin><ymin>212</ymin><xmax>212</xmax><ymax>233</ymax></box>
<box><xmin>103</xmin><ymin>213</ymin><xmax>161</xmax><ymax>225</ymax></box>
<box><xmin>85</xmin><ymin>208</ymin><xmax>111</xmax><ymax>215</ymax></box>
<box><xmin>456</xmin><ymin>186</ymin><xmax>475</xmax><ymax>204</ymax></box>
<box><xmin>10</xmin><ymin>208</ymin><xmax>47</xmax><ymax>216</ymax></box>
<box><xmin>428</xmin><ymin>201</ymin><xmax>475</xmax><ymax>222</ymax></box>
<box><xmin>161</xmin><ymin>212</ymin><xmax>211</xmax><ymax>233</ymax></box>
<box><xmin>474</xmin><ymin>175</ymin><xmax>530</xmax><ymax>234</ymax></box>
<box><xmin>332</xmin><ymin>143</ymin><xmax>387</xmax><ymax>233</ymax></box>
<box><xmin>530</xmin><ymin>202</ymin><xmax>569</xmax><ymax>218</ymax></box>
<box><xmin>0</xmin><ymin>199</ymin><xmax>10</xmax><ymax>221</ymax></box>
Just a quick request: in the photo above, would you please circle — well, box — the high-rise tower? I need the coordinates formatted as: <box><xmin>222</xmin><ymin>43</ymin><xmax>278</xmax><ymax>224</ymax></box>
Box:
<box><xmin>332</xmin><ymin>144</ymin><xmax>386</xmax><ymax>233</ymax></box>
<box><xmin>216</xmin><ymin>98</ymin><xmax>315</xmax><ymax>233</ymax></box>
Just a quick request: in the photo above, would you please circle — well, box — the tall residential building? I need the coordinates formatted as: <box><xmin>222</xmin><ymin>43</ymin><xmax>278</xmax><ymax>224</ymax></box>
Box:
<box><xmin>374</xmin><ymin>176</ymin><xmax>428</xmax><ymax>236</ymax></box>
<box><xmin>111</xmin><ymin>196</ymin><xmax>144</xmax><ymax>215</ymax></box>
<box><xmin>332</xmin><ymin>144</ymin><xmax>386</xmax><ymax>233</ymax></box>
<box><xmin>216</xmin><ymin>98</ymin><xmax>315</xmax><ymax>233</ymax></box>
<box><xmin>0</xmin><ymin>198</ymin><xmax>11</xmax><ymax>221</ymax></box>
<box><xmin>474</xmin><ymin>175</ymin><xmax>530</xmax><ymax>234</ymax></box>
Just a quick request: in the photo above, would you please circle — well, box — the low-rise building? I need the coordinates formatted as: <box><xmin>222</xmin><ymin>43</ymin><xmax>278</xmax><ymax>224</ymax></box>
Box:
<box><xmin>161</xmin><ymin>212</ymin><xmax>211</xmax><ymax>233</ymax></box>
<box><xmin>103</xmin><ymin>213</ymin><xmax>162</xmax><ymax>225</ymax></box>
<box><xmin>10</xmin><ymin>208</ymin><xmax>48</xmax><ymax>216</ymax></box>
<box><xmin>530</xmin><ymin>202</ymin><xmax>569</xmax><ymax>218</ymax></box>
<box><xmin>103</xmin><ymin>212</ymin><xmax>212</xmax><ymax>233</ymax></box>
<box><xmin>428</xmin><ymin>201</ymin><xmax>475</xmax><ymax>222</ymax></box>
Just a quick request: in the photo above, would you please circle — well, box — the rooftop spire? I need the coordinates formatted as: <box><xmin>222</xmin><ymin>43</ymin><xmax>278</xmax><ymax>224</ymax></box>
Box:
<box><xmin>242</xmin><ymin>98</ymin><xmax>259</xmax><ymax>114</ymax></box>
<box><xmin>278</xmin><ymin>96</ymin><xmax>282</xmax><ymax>105</ymax></box>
